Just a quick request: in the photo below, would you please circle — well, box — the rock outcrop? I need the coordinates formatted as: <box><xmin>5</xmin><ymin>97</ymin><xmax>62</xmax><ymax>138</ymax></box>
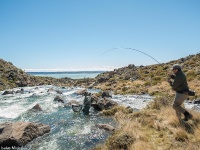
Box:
<box><xmin>0</xmin><ymin>122</ymin><xmax>50</xmax><ymax>147</ymax></box>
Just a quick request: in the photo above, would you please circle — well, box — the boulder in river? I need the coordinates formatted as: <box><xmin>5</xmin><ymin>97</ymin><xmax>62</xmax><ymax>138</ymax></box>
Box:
<box><xmin>102</xmin><ymin>91</ymin><xmax>112</xmax><ymax>98</ymax></box>
<box><xmin>16</xmin><ymin>88</ymin><xmax>25</xmax><ymax>94</ymax></box>
<box><xmin>95</xmin><ymin>124</ymin><xmax>115</xmax><ymax>131</ymax></box>
<box><xmin>194</xmin><ymin>99</ymin><xmax>200</xmax><ymax>104</ymax></box>
<box><xmin>47</xmin><ymin>88</ymin><xmax>62</xmax><ymax>94</ymax></box>
<box><xmin>64</xmin><ymin>100</ymin><xmax>80</xmax><ymax>107</ymax></box>
<box><xmin>54</xmin><ymin>96</ymin><xmax>64</xmax><ymax>103</ymax></box>
<box><xmin>2</xmin><ymin>90</ymin><xmax>14</xmax><ymax>95</ymax></box>
<box><xmin>29</xmin><ymin>104</ymin><xmax>43</xmax><ymax>112</ymax></box>
<box><xmin>91</xmin><ymin>98</ymin><xmax>118</xmax><ymax>111</ymax></box>
<box><xmin>0</xmin><ymin>122</ymin><xmax>50</xmax><ymax>147</ymax></box>
<box><xmin>74</xmin><ymin>89</ymin><xmax>86</xmax><ymax>95</ymax></box>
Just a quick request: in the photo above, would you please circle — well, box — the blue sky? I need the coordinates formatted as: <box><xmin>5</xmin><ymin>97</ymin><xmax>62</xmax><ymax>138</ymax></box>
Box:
<box><xmin>0</xmin><ymin>0</ymin><xmax>199</xmax><ymax>71</ymax></box>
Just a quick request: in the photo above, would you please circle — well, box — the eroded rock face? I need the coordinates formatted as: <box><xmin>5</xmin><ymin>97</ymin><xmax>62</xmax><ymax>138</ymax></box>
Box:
<box><xmin>0</xmin><ymin>122</ymin><xmax>50</xmax><ymax>147</ymax></box>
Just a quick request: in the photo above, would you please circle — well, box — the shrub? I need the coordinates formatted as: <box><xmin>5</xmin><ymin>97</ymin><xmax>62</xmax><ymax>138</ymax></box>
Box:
<box><xmin>144</xmin><ymin>81</ymin><xmax>151</xmax><ymax>86</ymax></box>
<box><xmin>107</xmin><ymin>133</ymin><xmax>135</xmax><ymax>150</ymax></box>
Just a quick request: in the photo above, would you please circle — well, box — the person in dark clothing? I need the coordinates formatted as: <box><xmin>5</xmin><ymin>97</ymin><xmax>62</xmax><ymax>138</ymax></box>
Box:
<box><xmin>168</xmin><ymin>64</ymin><xmax>193</xmax><ymax>121</ymax></box>
<box><xmin>82</xmin><ymin>92</ymin><xmax>92</xmax><ymax>115</ymax></box>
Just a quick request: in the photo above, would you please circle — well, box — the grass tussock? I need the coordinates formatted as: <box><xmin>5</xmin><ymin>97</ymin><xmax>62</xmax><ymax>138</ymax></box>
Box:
<box><xmin>102</xmin><ymin>106</ymin><xmax>133</xmax><ymax>116</ymax></box>
<box><xmin>97</xmin><ymin>94</ymin><xmax>200</xmax><ymax>150</ymax></box>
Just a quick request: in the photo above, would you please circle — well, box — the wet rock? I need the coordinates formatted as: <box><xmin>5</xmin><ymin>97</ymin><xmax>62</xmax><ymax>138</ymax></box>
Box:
<box><xmin>194</xmin><ymin>99</ymin><xmax>200</xmax><ymax>104</ymax></box>
<box><xmin>97</xmin><ymin>98</ymin><xmax>118</xmax><ymax>110</ymax></box>
<box><xmin>47</xmin><ymin>88</ymin><xmax>56</xmax><ymax>93</ymax></box>
<box><xmin>0</xmin><ymin>122</ymin><xmax>50</xmax><ymax>147</ymax></box>
<box><xmin>54</xmin><ymin>96</ymin><xmax>64</xmax><ymax>103</ymax></box>
<box><xmin>91</xmin><ymin>103</ymin><xmax>102</xmax><ymax>111</ymax></box>
<box><xmin>16</xmin><ymin>88</ymin><xmax>24</xmax><ymax>94</ymax></box>
<box><xmin>29</xmin><ymin>104</ymin><xmax>43</xmax><ymax>112</ymax></box>
<box><xmin>47</xmin><ymin>88</ymin><xmax>62</xmax><ymax>94</ymax></box>
<box><xmin>95</xmin><ymin>124</ymin><xmax>115</xmax><ymax>131</ymax></box>
<box><xmin>74</xmin><ymin>89</ymin><xmax>86</xmax><ymax>95</ymax></box>
<box><xmin>2</xmin><ymin>90</ymin><xmax>14</xmax><ymax>95</ymax></box>
<box><xmin>64</xmin><ymin>100</ymin><xmax>80</xmax><ymax>106</ymax></box>
<box><xmin>102</xmin><ymin>91</ymin><xmax>112</xmax><ymax>98</ymax></box>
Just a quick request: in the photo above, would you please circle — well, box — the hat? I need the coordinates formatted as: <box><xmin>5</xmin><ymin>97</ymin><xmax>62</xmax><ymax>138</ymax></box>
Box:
<box><xmin>171</xmin><ymin>64</ymin><xmax>181</xmax><ymax>70</ymax></box>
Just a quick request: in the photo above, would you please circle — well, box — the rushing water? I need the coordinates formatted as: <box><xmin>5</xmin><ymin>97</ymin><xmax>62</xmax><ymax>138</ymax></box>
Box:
<box><xmin>0</xmin><ymin>86</ymin><xmax>153</xmax><ymax>150</ymax></box>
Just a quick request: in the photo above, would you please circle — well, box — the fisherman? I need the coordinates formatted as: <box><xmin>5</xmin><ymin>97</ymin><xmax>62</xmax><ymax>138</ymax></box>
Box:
<box><xmin>82</xmin><ymin>92</ymin><xmax>92</xmax><ymax>115</ymax></box>
<box><xmin>168</xmin><ymin>64</ymin><xmax>193</xmax><ymax>121</ymax></box>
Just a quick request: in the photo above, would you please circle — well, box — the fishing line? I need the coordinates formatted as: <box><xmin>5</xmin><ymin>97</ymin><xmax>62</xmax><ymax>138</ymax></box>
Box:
<box><xmin>101</xmin><ymin>47</ymin><xmax>161</xmax><ymax>64</ymax></box>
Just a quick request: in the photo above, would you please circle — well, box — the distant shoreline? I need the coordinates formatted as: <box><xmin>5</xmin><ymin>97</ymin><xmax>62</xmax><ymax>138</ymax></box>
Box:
<box><xmin>26</xmin><ymin>71</ymin><xmax>105</xmax><ymax>79</ymax></box>
<box><xmin>26</xmin><ymin>71</ymin><xmax>105</xmax><ymax>74</ymax></box>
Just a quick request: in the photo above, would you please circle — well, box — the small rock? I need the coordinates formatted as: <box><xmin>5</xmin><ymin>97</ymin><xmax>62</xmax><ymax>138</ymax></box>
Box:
<box><xmin>95</xmin><ymin>124</ymin><xmax>115</xmax><ymax>131</ymax></box>
<box><xmin>65</xmin><ymin>100</ymin><xmax>80</xmax><ymax>106</ymax></box>
<box><xmin>194</xmin><ymin>99</ymin><xmax>200</xmax><ymax>104</ymax></box>
<box><xmin>16</xmin><ymin>88</ymin><xmax>24</xmax><ymax>94</ymax></box>
<box><xmin>29</xmin><ymin>104</ymin><xmax>43</xmax><ymax>112</ymax></box>
<box><xmin>54</xmin><ymin>96</ymin><xmax>64</xmax><ymax>103</ymax></box>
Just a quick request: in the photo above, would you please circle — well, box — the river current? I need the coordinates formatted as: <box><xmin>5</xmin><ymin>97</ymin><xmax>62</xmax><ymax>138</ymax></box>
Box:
<box><xmin>0</xmin><ymin>85</ymin><xmax>152</xmax><ymax>150</ymax></box>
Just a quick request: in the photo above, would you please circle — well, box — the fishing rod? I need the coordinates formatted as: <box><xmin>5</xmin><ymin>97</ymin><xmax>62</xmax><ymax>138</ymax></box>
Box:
<box><xmin>101</xmin><ymin>47</ymin><xmax>161</xmax><ymax>65</ymax></box>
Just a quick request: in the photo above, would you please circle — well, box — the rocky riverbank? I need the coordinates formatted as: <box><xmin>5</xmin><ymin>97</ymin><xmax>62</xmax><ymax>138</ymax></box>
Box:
<box><xmin>1</xmin><ymin>53</ymin><xmax>199</xmax><ymax>98</ymax></box>
<box><xmin>0</xmin><ymin>85</ymin><xmax>152</xmax><ymax>148</ymax></box>
<box><xmin>0</xmin><ymin>53</ymin><xmax>200</xmax><ymax>149</ymax></box>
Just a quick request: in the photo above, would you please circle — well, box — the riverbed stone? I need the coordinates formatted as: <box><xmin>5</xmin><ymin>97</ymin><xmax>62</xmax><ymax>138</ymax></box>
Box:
<box><xmin>29</xmin><ymin>104</ymin><xmax>43</xmax><ymax>112</ymax></box>
<box><xmin>54</xmin><ymin>96</ymin><xmax>64</xmax><ymax>103</ymax></box>
<box><xmin>0</xmin><ymin>122</ymin><xmax>50</xmax><ymax>147</ymax></box>
<box><xmin>74</xmin><ymin>89</ymin><xmax>86</xmax><ymax>95</ymax></box>
<box><xmin>2</xmin><ymin>90</ymin><xmax>14</xmax><ymax>95</ymax></box>
<box><xmin>95</xmin><ymin>124</ymin><xmax>115</xmax><ymax>131</ymax></box>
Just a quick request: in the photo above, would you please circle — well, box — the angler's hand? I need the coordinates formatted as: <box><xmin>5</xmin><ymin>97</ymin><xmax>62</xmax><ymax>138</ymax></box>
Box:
<box><xmin>168</xmin><ymin>73</ymin><xmax>172</xmax><ymax>77</ymax></box>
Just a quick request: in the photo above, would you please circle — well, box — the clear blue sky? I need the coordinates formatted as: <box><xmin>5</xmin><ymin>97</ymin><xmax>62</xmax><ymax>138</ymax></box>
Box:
<box><xmin>0</xmin><ymin>0</ymin><xmax>199</xmax><ymax>71</ymax></box>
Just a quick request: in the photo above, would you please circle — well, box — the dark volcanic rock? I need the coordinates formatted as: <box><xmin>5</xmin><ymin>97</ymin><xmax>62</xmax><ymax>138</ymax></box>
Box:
<box><xmin>54</xmin><ymin>96</ymin><xmax>64</xmax><ymax>103</ymax></box>
<box><xmin>97</xmin><ymin>98</ymin><xmax>118</xmax><ymax>110</ymax></box>
<box><xmin>0</xmin><ymin>122</ymin><xmax>50</xmax><ymax>147</ymax></box>
<box><xmin>16</xmin><ymin>88</ymin><xmax>24</xmax><ymax>94</ymax></box>
<box><xmin>102</xmin><ymin>91</ymin><xmax>112</xmax><ymax>98</ymax></box>
<box><xmin>29</xmin><ymin>104</ymin><xmax>43</xmax><ymax>112</ymax></box>
<box><xmin>2</xmin><ymin>90</ymin><xmax>14</xmax><ymax>95</ymax></box>
<box><xmin>194</xmin><ymin>99</ymin><xmax>200</xmax><ymax>104</ymax></box>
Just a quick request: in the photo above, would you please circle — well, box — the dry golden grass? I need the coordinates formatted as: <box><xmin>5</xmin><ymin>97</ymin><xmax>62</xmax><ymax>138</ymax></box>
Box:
<box><xmin>99</xmin><ymin>96</ymin><xmax>200</xmax><ymax>150</ymax></box>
